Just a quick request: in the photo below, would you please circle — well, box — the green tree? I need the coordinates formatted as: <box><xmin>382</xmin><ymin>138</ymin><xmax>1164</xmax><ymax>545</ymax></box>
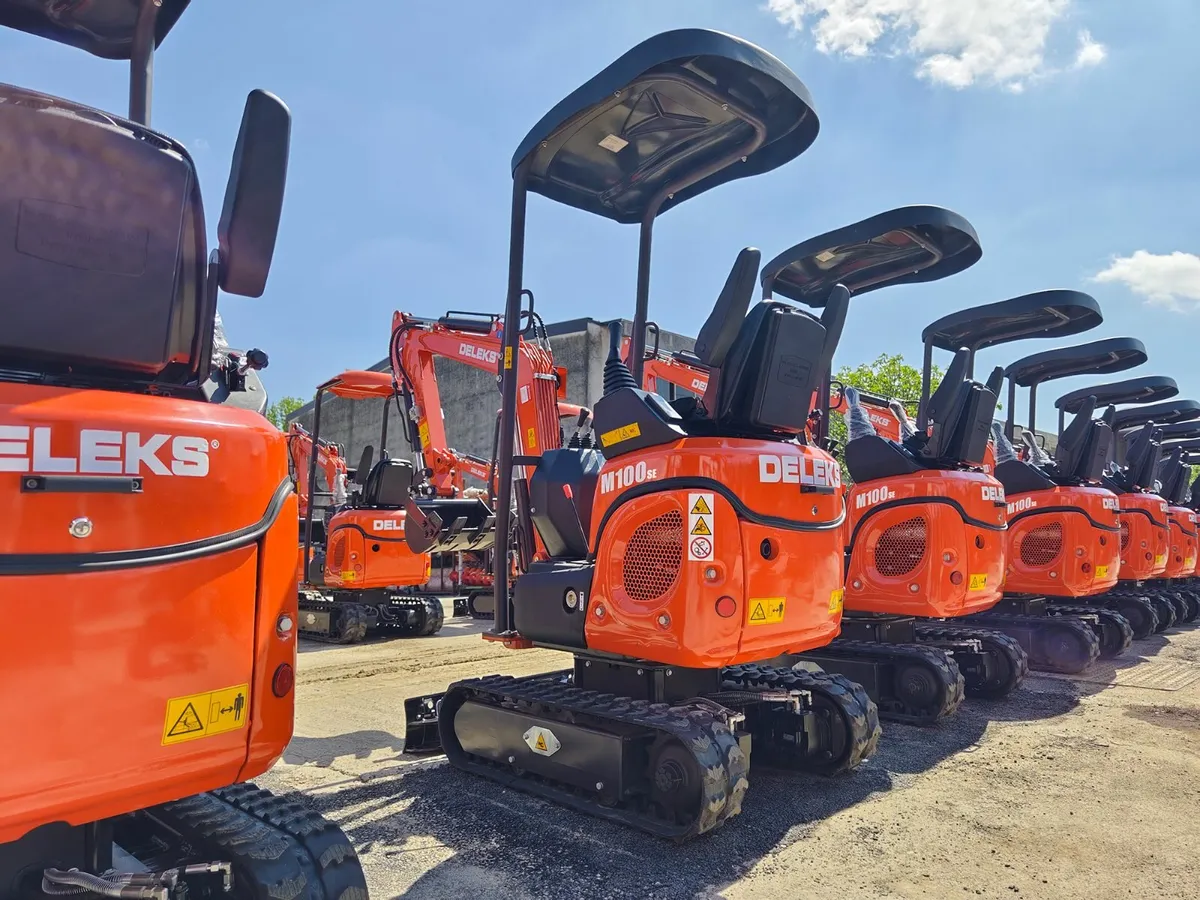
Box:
<box><xmin>826</xmin><ymin>353</ymin><xmax>942</xmax><ymax>483</ymax></box>
<box><xmin>266</xmin><ymin>396</ymin><xmax>304</xmax><ymax>430</ymax></box>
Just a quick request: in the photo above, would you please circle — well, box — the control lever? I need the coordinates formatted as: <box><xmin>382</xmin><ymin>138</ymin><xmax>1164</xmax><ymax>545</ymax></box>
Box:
<box><xmin>237</xmin><ymin>348</ymin><xmax>269</xmax><ymax>375</ymax></box>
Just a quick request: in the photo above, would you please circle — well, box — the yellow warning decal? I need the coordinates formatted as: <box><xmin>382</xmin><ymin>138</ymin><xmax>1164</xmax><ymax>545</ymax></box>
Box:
<box><xmin>1187</xmin><ymin>558</ymin><xmax>1196</xmax><ymax>569</ymax></box>
<box><xmin>504</xmin><ymin>346</ymin><xmax>513</xmax><ymax>369</ymax></box>
<box><xmin>690</xmin><ymin>496</ymin><xmax>712</xmax><ymax>515</ymax></box>
<box><xmin>748</xmin><ymin>598</ymin><xmax>785</xmax><ymax>626</ymax></box>
<box><xmin>600</xmin><ymin>423</ymin><xmax>641</xmax><ymax>447</ymax></box>
<box><xmin>162</xmin><ymin>684</ymin><xmax>249</xmax><ymax>746</ymax></box>
<box><xmin>341</xmin><ymin>570</ymin><xmax>357</xmax><ymax>583</ymax></box>
<box><xmin>526</xmin><ymin>426</ymin><xmax>537</xmax><ymax>450</ymax></box>
<box><xmin>689</xmin><ymin>517</ymin><xmax>712</xmax><ymax>536</ymax></box>
<box><xmin>1095</xmin><ymin>565</ymin><xmax>1109</xmax><ymax>579</ymax></box>
<box><xmin>418</xmin><ymin>421</ymin><xmax>431</xmax><ymax>450</ymax></box>
<box><xmin>829</xmin><ymin>588</ymin><xmax>844</xmax><ymax>614</ymax></box>
<box><xmin>534</xmin><ymin>733</ymin><xmax>548</xmax><ymax>752</ymax></box>
<box><xmin>1155</xmin><ymin>554</ymin><xmax>1167</xmax><ymax>567</ymax></box>
<box><xmin>968</xmin><ymin>574</ymin><xmax>988</xmax><ymax>591</ymax></box>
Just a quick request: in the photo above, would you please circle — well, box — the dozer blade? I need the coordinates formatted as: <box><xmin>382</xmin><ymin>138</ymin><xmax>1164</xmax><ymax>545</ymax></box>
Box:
<box><xmin>403</xmin><ymin>692</ymin><xmax>445</xmax><ymax>753</ymax></box>
<box><xmin>405</xmin><ymin>498</ymin><xmax>496</xmax><ymax>554</ymax></box>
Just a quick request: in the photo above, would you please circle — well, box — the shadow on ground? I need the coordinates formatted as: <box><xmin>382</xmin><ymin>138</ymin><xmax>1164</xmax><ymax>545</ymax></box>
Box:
<box><xmin>273</xmin><ymin>667</ymin><xmax>1090</xmax><ymax>900</ymax></box>
<box><xmin>284</xmin><ymin>730</ymin><xmax>406</xmax><ymax>767</ymax></box>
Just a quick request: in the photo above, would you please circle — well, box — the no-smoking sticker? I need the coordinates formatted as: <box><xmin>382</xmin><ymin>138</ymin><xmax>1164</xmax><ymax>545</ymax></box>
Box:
<box><xmin>688</xmin><ymin>493</ymin><xmax>715</xmax><ymax>561</ymax></box>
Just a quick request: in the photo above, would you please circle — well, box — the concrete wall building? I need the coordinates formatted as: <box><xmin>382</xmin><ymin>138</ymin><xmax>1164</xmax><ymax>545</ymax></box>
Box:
<box><xmin>287</xmin><ymin>317</ymin><xmax>697</xmax><ymax>476</ymax></box>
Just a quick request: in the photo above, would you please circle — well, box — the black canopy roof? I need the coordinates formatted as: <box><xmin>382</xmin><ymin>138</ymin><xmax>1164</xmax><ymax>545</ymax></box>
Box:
<box><xmin>511</xmin><ymin>28</ymin><xmax>819</xmax><ymax>224</ymax></box>
<box><xmin>758</xmin><ymin>205</ymin><xmax>981</xmax><ymax>307</ymax></box>
<box><xmin>922</xmin><ymin>290</ymin><xmax>1102</xmax><ymax>352</ymax></box>
<box><xmin>1111</xmin><ymin>399</ymin><xmax>1200</xmax><ymax>430</ymax></box>
<box><xmin>1003</xmin><ymin>337</ymin><xmax>1146</xmax><ymax>388</ymax></box>
<box><xmin>0</xmin><ymin>0</ymin><xmax>188</xmax><ymax>59</ymax></box>
<box><xmin>1056</xmin><ymin>375</ymin><xmax>1178</xmax><ymax>413</ymax></box>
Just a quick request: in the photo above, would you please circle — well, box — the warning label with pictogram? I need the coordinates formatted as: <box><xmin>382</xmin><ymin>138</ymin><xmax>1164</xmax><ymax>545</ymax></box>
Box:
<box><xmin>747</xmin><ymin>598</ymin><xmax>786</xmax><ymax>626</ymax></box>
<box><xmin>162</xmin><ymin>683</ymin><xmax>249</xmax><ymax>746</ymax></box>
<box><xmin>687</xmin><ymin>493</ymin><xmax>715</xmax><ymax>561</ymax></box>
<box><xmin>523</xmin><ymin>725</ymin><xmax>561</xmax><ymax>757</ymax></box>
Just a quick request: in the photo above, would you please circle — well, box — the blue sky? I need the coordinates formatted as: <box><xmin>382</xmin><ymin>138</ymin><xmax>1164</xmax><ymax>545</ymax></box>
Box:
<box><xmin>4</xmin><ymin>1</ymin><xmax>1197</xmax><ymax>431</ymax></box>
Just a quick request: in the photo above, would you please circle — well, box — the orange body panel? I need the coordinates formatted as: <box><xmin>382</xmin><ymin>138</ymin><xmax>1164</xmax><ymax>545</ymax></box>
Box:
<box><xmin>1165</xmin><ymin>506</ymin><xmax>1198</xmax><ymax>579</ymax></box>
<box><xmin>584</xmin><ymin>439</ymin><xmax>845</xmax><ymax>667</ymax></box>
<box><xmin>844</xmin><ymin>470</ymin><xmax>1008</xmax><ymax>617</ymax></box>
<box><xmin>0</xmin><ymin>386</ymin><xmax>297</xmax><ymax>844</ymax></box>
<box><xmin>322</xmin><ymin>507</ymin><xmax>431</xmax><ymax>589</ymax></box>
<box><xmin>1117</xmin><ymin>493</ymin><xmax>1170</xmax><ymax>580</ymax></box>
<box><xmin>1000</xmin><ymin>486</ymin><xmax>1121</xmax><ymax>597</ymax></box>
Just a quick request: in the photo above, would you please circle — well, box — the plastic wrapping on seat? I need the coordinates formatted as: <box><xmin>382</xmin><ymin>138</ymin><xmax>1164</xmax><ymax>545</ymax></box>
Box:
<box><xmin>990</xmin><ymin>421</ymin><xmax>1018</xmax><ymax>465</ymax></box>
<box><xmin>843</xmin><ymin>387</ymin><xmax>878</xmax><ymax>442</ymax></box>
<box><xmin>1021</xmin><ymin>431</ymin><xmax>1052</xmax><ymax>467</ymax></box>
<box><xmin>213</xmin><ymin>310</ymin><xmax>230</xmax><ymax>365</ymax></box>
<box><xmin>890</xmin><ymin>399</ymin><xmax>917</xmax><ymax>439</ymax></box>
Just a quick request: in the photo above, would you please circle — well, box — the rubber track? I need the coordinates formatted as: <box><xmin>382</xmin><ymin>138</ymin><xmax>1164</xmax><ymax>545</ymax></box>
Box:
<box><xmin>966</xmin><ymin>612</ymin><xmax>1101</xmax><ymax>674</ymax></box>
<box><xmin>913</xmin><ymin>623</ymin><xmax>1029</xmax><ymax>700</ymax></box>
<box><xmin>1147</xmin><ymin>592</ymin><xmax>1178</xmax><ymax>632</ymax></box>
<box><xmin>792</xmin><ymin>641</ymin><xmax>965</xmax><ymax>726</ymax></box>
<box><xmin>722</xmin><ymin>665</ymin><xmax>881</xmax><ymax>773</ymax></box>
<box><xmin>149</xmin><ymin>785</ymin><xmax>368</xmax><ymax>900</ymax></box>
<box><xmin>1052</xmin><ymin>605</ymin><xmax>1133</xmax><ymax>659</ymax></box>
<box><xmin>439</xmin><ymin>671</ymin><xmax>748</xmax><ymax>841</ymax></box>
<box><xmin>297</xmin><ymin>598</ymin><xmax>369</xmax><ymax>644</ymax></box>
<box><xmin>1162</xmin><ymin>592</ymin><xmax>1191</xmax><ymax>626</ymax></box>
<box><xmin>1099</xmin><ymin>594</ymin><xmax>1159</xmax><ymax>639</ymax></box>
<box><xmin>1176</xmin><ymin>590</ymin><xmax>1200</xmax><ymax>623</ymax></box>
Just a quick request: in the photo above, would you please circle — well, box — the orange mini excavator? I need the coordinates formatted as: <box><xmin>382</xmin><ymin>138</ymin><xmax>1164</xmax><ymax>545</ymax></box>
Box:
<box><xmin>286</xmin><ymin>421</ymin><xmax>350</xmax><ymax>523</ymax></box>
<box><xmin>1154</xmin><ymin>444</ymin><xmax>1200</xmax><ymax>620</ymax></box>
<box><xmin>296</xmin><ymin>370</ymin><xmax>493</xmax><ymax>642</ymax></box>
<box><xmin>757</xmin><ymin>216</ymin><xmax>1084</xmax><ymax>717</ymax></box>
<box><xmin>1055</xmin><ymin>379</ymin><xmax>1199</xmax><ymax>629</ymax></box>
<box><xmin>404</xmin><ymin>28</ymin><xmax>882</xmax><ymax>840</ymax></box>
<box><xmin>0</xmin><ymin>2</ymin><xmax>367</xmax><ymax>897</ymax></box>
<box><xmin>990</xmin><ymin>337</ymin><xmax>1143</xmax><ymax>649</ymax></box>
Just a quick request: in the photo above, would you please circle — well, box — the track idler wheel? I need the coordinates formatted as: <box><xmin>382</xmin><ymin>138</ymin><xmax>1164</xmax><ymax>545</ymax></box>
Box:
<box><xmin>1177</xmin><ymin>590</ymin><xmax>1200</xmax><ymax>623</ymax></box>
<box><xmin>912</xmin><ymin>623</ymin><xmax>1028</xmax><ymax>701</ymax></box>
<box><xmin>1146</xmin><ymin>592</ymin><xmax>1179</xmax><ymax>632</ymax></box>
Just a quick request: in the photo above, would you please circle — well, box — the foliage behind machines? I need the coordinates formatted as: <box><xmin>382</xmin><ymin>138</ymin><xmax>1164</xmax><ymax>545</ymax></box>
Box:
<box><xmin>1055</xmin><ymin>379</ymin><xmax>1200</xmax><ymax>631</ymax></box>
<box><xmin>0</xmin><ymin>1</ymin><xmax>367</xmax><ymax>898</ymax></box>
<box><xmin>403</xmin><ymin>28</ymin><xmax>885</xmax><ymax>841</ymax></box>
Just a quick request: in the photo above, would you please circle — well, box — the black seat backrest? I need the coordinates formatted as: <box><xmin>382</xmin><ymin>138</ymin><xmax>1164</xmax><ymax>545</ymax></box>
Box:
<box><xmin>1076</xmin><ymin>419</ymin><xmax>1113</xmax><ymax>482</ymax></box>
<box><xmin>710</xmin><ymin>300</ymin><xmax>827</xmax><ymax>435</ymax></box>
<box><xmin>1055</xmin><ymin>395</ymin><xmax>1096</xmax><ymax>477</ymax></box>
<box><xmin>1124</xmin><ymin>422</ymin><xmax>1161</xmax><ymax>491</ymax></box>
<box><xmin>692</xmin><ymin>248</ymin><xmax>759</xmax><ymax>368</ymax></box>
<box><xmin>919</xmin><ymin>348</ymin><xmax>970</xmax><ymax>459</ymax></box>
<box><xmin>361</xmin><ymin>458</ymin><xmax>414</xmax><ymax>508</ymax></box>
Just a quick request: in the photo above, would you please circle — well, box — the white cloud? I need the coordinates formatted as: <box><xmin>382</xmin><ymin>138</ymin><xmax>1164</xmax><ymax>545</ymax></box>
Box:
<box><xmin>1073</xmin><ymin>29</ymin><xmax>1107</xmax><ymax>68</ymax></box>
<box><xmin>1092</xmin><ymin>251</ymin><xmax>1200</xmax><ymax>312</ymax></box>
<box><xmin>765</xmin><ymin>0</ymin><xmax>1105</xmax><ymax>91</ymax></box>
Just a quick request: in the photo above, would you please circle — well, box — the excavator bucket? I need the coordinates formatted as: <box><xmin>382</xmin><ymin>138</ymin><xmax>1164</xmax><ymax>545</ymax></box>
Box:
<box><xmin>404</xmin><ymin>497</ymin><xmax>496</xmax><ymax>554</ymax></box>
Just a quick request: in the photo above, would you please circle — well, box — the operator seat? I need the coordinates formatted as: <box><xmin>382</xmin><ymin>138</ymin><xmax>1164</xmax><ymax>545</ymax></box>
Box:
<box><xmin>360</xmin><ymin>458</ymin><xmax>415</xmax><ymax>509</ymax></box>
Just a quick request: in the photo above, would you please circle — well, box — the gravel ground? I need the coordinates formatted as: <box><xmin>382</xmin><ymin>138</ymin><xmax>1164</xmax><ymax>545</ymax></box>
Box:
<box><xmin>260</xmin><ymin>608</ymin><xmax>1200</xmax><ymax>899</ymax></box>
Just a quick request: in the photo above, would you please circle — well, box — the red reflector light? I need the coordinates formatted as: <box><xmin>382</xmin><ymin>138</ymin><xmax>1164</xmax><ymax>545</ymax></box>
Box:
<box><xmin>950</xmin><ymin>571</ymin><xmax>963</xmax><ymax>585</ymax></box>
<box><xmin>272</xmin><ymin>663</ymin><xmax>294</xmax><ymax>698</ymax></box>
<box><xmin>1081</xmin><ymin>562</ymin><xmax>1092</xmax><ymax>574</ymax></box>
<box><xmin>715</xmin><ymin>596</ymin><xmax>737</xmax><ymax>618</ymax></box>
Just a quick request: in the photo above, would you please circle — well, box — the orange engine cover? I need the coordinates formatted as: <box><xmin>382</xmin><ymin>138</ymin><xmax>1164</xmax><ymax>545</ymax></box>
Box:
<box><xmin>0</xmin><ymin>385</ymin><xmax>297</xmax><ymax>844</ymax></box>
<box><xmin>584</xmin><ymin>439</ymin><xmax>845</xmax><ymax>668</ymax></box>
<box><xmin>843</xmin><ymin>469</ymin><xmax>1008</xmax><ymax>618</ymax></box>
<box><xmin>1000</xmin><ymin>486</ymin><xmax>1121</xmax><ymax>597</ymax></box>
<box><xmin>322</xmin><ymin>507</ymin><xmax>431</xmax><ymax>589</ymax></box>
<box><xmin>1117</xmin><ymin>493</ymin><xmax>1170</xmax><ymax>580</ymax></box>
<box><xmin>1165</xmin><ymin>506</ymin><xmax>1198</xmax><ymax>579</ymax></box>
